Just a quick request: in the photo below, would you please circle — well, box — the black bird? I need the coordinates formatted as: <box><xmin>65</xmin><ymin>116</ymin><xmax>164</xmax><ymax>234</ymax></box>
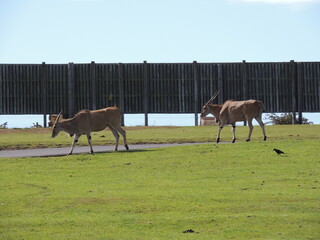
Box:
<box><xmin>273</xmin><ymin>148</ymin><xmax>285</xmax><ymax>155</ymax></box>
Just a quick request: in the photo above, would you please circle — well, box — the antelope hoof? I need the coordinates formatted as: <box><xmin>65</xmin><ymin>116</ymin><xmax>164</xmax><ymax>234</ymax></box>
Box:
<box><xmin>125</xmin><ymin>145</ymin><xmax>129</xmax><ymax>150</ymax></box>
<box><xmin>246</xmin><ymin>139</ymin><xmax>250</xmax><ymax>142</ymax></box>
<box><xmin>264</xmin><ymin>136</ymin><xmax>267</xmax><ymax>141</ymax></box>
<box><xmin>232</xmin><ymin>139</ymin><xmax>236</xmax><ymax>143</ymax></box>
<box><xmin>216</xmin><ymin>138</ymin><xmax>220</xmax><ymax>143</ymax></box>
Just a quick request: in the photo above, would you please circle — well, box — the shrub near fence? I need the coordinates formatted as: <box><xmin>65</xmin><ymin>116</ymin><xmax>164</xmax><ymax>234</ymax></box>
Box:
<box><xmin>0</xmin><ymin>61</ymin><xmax>319</xmax><ymax>126</ymax></box>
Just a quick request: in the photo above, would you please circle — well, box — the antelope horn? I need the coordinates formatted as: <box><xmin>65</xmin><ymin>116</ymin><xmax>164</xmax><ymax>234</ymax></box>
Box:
<box><xmin>205</xmin><ymin>90</ymin><xmax>220</xmax><ymax>105</ymax></box>
<box><xmin>55</xmin><ymin>111</ymin><xmax>63</xmax><ymax>124</ymax></box>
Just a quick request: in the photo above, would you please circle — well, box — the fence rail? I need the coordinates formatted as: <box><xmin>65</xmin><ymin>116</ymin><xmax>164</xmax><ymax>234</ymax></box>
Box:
<box><xmin>1</xmin><ymin>61</ymin><xmax>319</xmax><ymax>126</ymax></box>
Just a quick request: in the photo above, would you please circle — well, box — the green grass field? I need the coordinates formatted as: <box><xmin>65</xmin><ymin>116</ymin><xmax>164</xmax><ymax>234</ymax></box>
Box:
<box><xmin>1</xmin><ymin>125</ymin><xmax>320</xmax><ymax>150</ymax></box>
<box><xmin>0</xmin><ymin>125</ymin><xmax>319</xmax><ymax>239</ymax></box>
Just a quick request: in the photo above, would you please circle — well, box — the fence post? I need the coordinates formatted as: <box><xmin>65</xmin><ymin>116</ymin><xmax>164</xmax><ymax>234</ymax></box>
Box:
<box><xmin>0</xmin><ymin>65</ymin><xmax>2</xmax><ymax>114</ymax></box>
<box><xmin>297</xmin><ymin>62</ymin><xmax>303</xmax><ymax>124</ymax></box>
<box><xmin>68</xmin><ymin>62</ymin><xmax>76</xmax><ymax>118</ymax></box>
<box><xmin>242</xmin><ymin>60</ymin><xmax>248</xmax><ymax>99</ymax></box>
<box><xmin>242</xmin><ymin>60</ymin><xmax>247</xmax><ymax>126</ymax></box>
<box><xmin>90</xmin><ymin>61</ymin><xmax>96</xmax><ymax>110</ymax></box>
<box><xmin>143</xmin><ymin>61</ymin><xmax>149</xmax><ymax>126</ymax></box>
<box><xmin>193</xmin><ymin>61</ymin><xmax>199</xmax><ymax>126</ymax></box>
<box><xmin>41</xmin><ymin>62</ymin><xmax>48</xmax><ymax>127</ymax></box>
<box><xmin>217</xmin><ymin>63</ymin><xmax>223</xmax><ymax>104</ymax></box>
<box><xmin>118</xmin><ymin>63</ymin><xmax>125</xmax><ymax>126</ymax></box>
<box><xmin>290</xmin><ymin>60</ymin><xmax>297</xmax><ymax>124</ymax></box>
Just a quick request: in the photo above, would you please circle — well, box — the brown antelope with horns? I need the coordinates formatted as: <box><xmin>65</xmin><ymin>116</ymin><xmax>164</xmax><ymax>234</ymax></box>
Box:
<box><xmin>201</xmin><ymin>91</ymin><xmax>267</xmax><ymax>143</ymax></box>
<box><xmin>51</xmin><ymin>106</ymin><xmax>129</xmax><ymax>155</ymax></box>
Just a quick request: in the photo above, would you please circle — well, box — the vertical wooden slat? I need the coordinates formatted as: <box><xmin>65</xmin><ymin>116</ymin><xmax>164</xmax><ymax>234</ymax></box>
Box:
<box><xmin>41</xmin><ymin>62</ymin><xmax>47</xmax><ymax>127</ymax></box>
<box><xmin>8</xmin><ymin>65</ymin><xmax>11</xmax><ymax>113</ymax></box>
<box><xmin>290</xmin><ymin>60</ymin><xmax>297</xmax><ymax>124</ymax></box>
<box><xmin>304</xmin><ymin>63</ymin><xmax>309</xmax><ymax>112</ymax></box>
<box><xmin>193</xmin><ymin>61</ymin><xmax>199</xmax><ymax>126</ymax></box>
<box><xmin>68</xmin><ymin>62</ymin><xmax>75</xmax><ymax>118</ymax></box>
<box><xmin>0</xmin><ymin>65</ymin><xmax>3</xmax><ymax>114</ymax></box>
<box><xmin>178</xmin><ymin>63</ymin><xmax>182</xmax><ymax>112</ymax></box>
<box><xmin>22</xmin><ymin>65</ymin><xmax>27</xmax><ymax>114</ymax></box>
<box><xmin>18</xmin><ymin>65</ymin><xmax>22</xmax><ymax>113</ymax></box>
<box><xmin>311</xmin><ymin>63</ymin><xmax>316</xmax><ymax>111</ymax></box>
<box><xmin>242</xmin><ymin>60</ymin><xmax>247</xmax><ymax>100</ymax></box>
<box><xmin>143</xmin><ymin>61</ymin><xmax>149</xmax><ymax>126</ymax></box>
<box><xmin>310</xmin><ymin>63</ymin><xmax>315</xmax><ymax>111</ymax></box>
<box><xmin>34</xmin><ymin>65</ymin><xmax>38</xmax><ymax>113</ymax></box>
<box><xmin>297</xmin><ymin>62</ymin><xmax>303</xmax><ymax>124</ymax></box>
<box><xmin>25</xmin><ymin>65</ymin><xmax>31</xmax><ymax>112</ymax></box>
<box><xmin>4</xmin><ymin>65</ymin><xmax>8</xmax><ymax>113</ymax></box>
<box><xmin>118</xmin><ymin>63</ymin><xmax>125</xmax><ymax>126</ymax></box>
<box><xmin>90</xmin><ymin>61</ymin><xmax>96</xmax><ymax>110</ymax></box>
<box><xmin>217</xmin><ymin>64</ymin><xmax>223</xmax><ymax>103</ymax></box>
<box><xmin>3</xmin><ymin>65</ymin><xmax>6</xmax><ymax>113</ymax></box>
<box><xmin>275</xmin><ymin>63</ymin><xmax>280</xmax><ymax>112</ymax></box>
<box><xmin>157</xmin><ymin>64</ymin><xmax>161</xmax><ymax>113</ymax></box>
<box><xmin>12</xmin><ymin>65</ymin><xmax>16</xmax><ymax>114</ymax></box>
<box><xmin>241</xmin><ymin>61</ymin><xmax>247</xmax><ymax>126</ymax></box>
<box><xmin>317</xmin><ymin>63</ymin><xmax>320</xmax><ymax>111</ymax></box>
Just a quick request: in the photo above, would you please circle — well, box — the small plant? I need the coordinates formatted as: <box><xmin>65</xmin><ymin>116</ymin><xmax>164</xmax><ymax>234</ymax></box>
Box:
<box><xmin>265</xmin><ymin>113</ymin><xmax>313</xmax><ymax>125</ymax></box>
<box><xmin>0</xmin><ymin>122</ymin><xmax>8</xmax><ymax>129</ymax></box>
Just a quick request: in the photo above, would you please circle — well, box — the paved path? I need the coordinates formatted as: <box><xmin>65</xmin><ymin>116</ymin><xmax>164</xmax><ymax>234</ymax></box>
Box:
<box><xmin>0</xmin><ymin>142</ymin><xmax>209</xmax><ymax>158</ymax></box>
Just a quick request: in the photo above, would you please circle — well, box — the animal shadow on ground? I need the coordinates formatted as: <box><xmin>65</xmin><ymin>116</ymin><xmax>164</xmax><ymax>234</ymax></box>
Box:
<box><xmin>36</xmin><ymin>148</ymin><xmax>160</xmax><ymax>158</ymax></box>
<box><xmin>97</xmin><ymin>148</ymin><xmax>161</xmax><ymax>154</ymax></box>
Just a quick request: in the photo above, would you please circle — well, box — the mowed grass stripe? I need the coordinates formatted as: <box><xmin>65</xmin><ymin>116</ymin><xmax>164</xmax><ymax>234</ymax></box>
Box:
<box><xmin>1</xmin><ymin>125</ymin><xmax>320</xmax><ymax>150</ymax></box>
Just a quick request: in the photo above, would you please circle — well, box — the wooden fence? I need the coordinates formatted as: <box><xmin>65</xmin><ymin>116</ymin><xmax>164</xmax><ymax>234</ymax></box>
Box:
<box><xmin>0</xmin><ymin>61</ymin><xmax>319</xmax><ymax>126</ymax></box>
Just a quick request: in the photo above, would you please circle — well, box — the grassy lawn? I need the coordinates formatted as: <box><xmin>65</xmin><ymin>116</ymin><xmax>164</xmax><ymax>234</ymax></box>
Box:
<box><xmin>1</xmin><ymin>125</ymin><xmax>320</xmax><ymax>150</ymax></box>
<box><xmin>0</xmin><ymin>125</ymin><xmax>320</xmax><ymax>239</ymax></box>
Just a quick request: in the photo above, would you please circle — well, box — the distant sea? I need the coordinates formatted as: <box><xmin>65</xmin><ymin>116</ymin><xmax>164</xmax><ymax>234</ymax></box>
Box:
<box><xmin>0</xmin><ymin>113</ymin><xmax>319</xmax><ymax>129</ymax></box>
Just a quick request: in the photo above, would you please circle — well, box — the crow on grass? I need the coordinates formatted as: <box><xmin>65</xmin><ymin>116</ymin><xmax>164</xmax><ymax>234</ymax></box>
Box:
<box><xmin>273</xmin><ymin>148</ymin><xmax>285</xmax><ymax>155</ymax></box>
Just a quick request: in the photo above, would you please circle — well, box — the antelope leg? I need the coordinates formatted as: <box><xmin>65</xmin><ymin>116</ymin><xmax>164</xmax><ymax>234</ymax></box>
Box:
<box><xmin>216</xmin><ymin>126</ymin><xmax>223</xmax><ymax>143</ymax></box>
<box><xmin>68</xmin><ymin>134</ymin><xmax>80</xmax><ymax>155</ymax></box>
<box><xmin>86</xmin><ymin>133</ymin><xmax>94</xmax><ymax>154</ymax></box>
<box><xmin>109</xmin><ymin>127</ymin><xmax>120</xmax><ymax>151</ymax></box>
<box><xmin>246</xmin><ymin>120</ymin><xmax>253</xmax><ymax>142</ymax></box>
<box><xmin>255</xmin><ymin>117</ymin><xmax>267</xmax><ymax>141</ymax></box>
<box><xmin>231</xmin><ymin>124</ymin><xmax>236</xmax><ymax>143</ymax></box>
<box><xmin>114</xmin><ymin>126</ymin><xmax>129</xmax><ymax>150</ymax></box>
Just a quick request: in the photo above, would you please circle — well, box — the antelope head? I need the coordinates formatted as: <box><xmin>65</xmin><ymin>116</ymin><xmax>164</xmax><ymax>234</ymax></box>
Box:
<box><xmin>200</xmin><ymin>90</ymin><xmax>220</xmax><ymax>118</ymax></box>
<box><xmin>51</xmin><ymin>112</ymin><xmax>63</xmax><ymax>138</ymax></box>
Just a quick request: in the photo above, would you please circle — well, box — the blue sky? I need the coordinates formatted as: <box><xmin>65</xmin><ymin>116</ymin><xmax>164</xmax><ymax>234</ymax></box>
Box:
<box><xmin>1</xmin><ymin>0</ymin><xmax>320</xmax><ymax>64</ymax></box>
<box><xmin>1</xmin><ymin>0</ymin><xmax>320</xmax><ymax>126</ymax></box>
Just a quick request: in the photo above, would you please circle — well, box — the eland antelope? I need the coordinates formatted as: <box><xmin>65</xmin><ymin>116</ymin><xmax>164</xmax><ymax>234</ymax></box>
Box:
<box><xmin>201</xmin><ymin>91</ymin><xmax>267</xmax><ymax>143</ymax></box>
<box><xmin>51</xmin><ymin>106</ymin><xmax>129</xmax><ymax>155</ymax></box>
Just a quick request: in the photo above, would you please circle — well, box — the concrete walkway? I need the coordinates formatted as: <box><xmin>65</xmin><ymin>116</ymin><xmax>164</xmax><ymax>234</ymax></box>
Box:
<box><xmin>0</xmin><ymin>142</ymin><xmax>209</xmax><ymax>158</ymax></box>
